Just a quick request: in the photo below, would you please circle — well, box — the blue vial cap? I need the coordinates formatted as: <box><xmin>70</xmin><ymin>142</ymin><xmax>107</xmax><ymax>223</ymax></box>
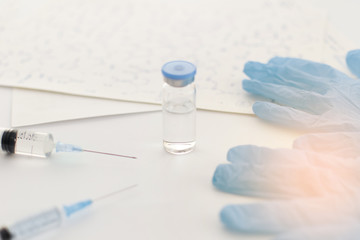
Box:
<box><xmin>162</xmin><ymin>61</ymin><xmax>197</xmax><ymax>80</ymax></box>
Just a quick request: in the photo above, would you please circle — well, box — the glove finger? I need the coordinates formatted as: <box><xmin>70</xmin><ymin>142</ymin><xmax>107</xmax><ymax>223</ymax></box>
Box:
<box><xmin>268</xmin><ymin>57</ymin><xmax>350</xmax><ymax>81</ymax></box>
<box><xmin>222</xmin><ymin>144</ymin><xmax>360</xmax><ymax>198</ymax></box>
<box><xmin>242</xmin><ymin>79</ymin><xmax>331</xmax><ymax>114</ymax></box>
<box><xmin>252</xmin><ymin>101</ymin><xmax>348</xmax><ymax>131</ymax></box>
<box><xmin>346</xmin><ymin>49</ymin><xmax>360</xmax><ymax>78</ymax></box>
<box><xmin>227</xmin><ymin>145</ymin><xmax>360</xmax><ymax>184</ymax></box>
<box><xmin>274</xmin><ymin>225</ymin><xmax>360</xmax><ymax>240</ymax></box>
<box><xmin>293</xmin><ymin>132</ymin><xmax>360</xmax><ymax>158</ymax></box>
<box><xmin>220</xmin><ymin>197</ymin><xmax>359</xmax><ymax>234</ymax></box>
<box><xmin>227</xmin><ymin>145</ymin><xmax>303</xmax><ymax>165</ymax></box>
<box><xmin>244</xmin><ymin>57</ymin><xmax>351</xmax><ymax>92</ymax></box>
<box><xmin>212</xmin><ymin>162</ymin><xmax>342</xmax><ymax>198</ymax></box>
<box><xmin>242</xmin><ymin>61</ymin><xmax>269</xmax><ymax>79</ymax></box>
<box><xmin>244</xmin><ymin>61</ymin><xmax>330</xmax><ymax>94</ymax></box>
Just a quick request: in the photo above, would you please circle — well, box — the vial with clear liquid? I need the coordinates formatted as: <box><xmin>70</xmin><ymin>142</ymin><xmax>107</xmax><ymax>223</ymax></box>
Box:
<box><xmin>161</xmin><ymin>61</ymin><xmax>197</xmax><ymax>154</ymax></box>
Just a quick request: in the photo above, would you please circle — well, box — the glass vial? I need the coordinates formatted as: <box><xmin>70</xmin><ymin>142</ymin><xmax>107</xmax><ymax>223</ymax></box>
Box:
<box><xmin>161</xmin><ymin>61</ymin><xmax>197</xmax><ymax>154</ymax></box>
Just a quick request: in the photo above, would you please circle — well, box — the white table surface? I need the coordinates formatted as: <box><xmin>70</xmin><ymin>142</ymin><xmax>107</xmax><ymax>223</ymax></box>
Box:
<box><xmin>0</xmin><ymin>1</ymin><xmax>359</xmax><ymax>239</ymax></box>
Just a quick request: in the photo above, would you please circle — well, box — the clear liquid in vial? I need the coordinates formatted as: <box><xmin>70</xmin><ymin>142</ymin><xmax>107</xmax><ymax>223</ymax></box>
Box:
<box><xmin>163</xmin><ymin>101</ymin><xmax>196</xmax><ymax>154</ymax></box>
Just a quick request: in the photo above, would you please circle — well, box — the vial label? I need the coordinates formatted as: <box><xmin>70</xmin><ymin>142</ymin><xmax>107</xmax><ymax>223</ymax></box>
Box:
<box><xmin>18</xmin><ymin>130</ymin><xmax>37</xmax><ymax>141</ymax></box>
<box><xmin>163</xmin><ymin>100</ymin><xmax>196</xmax><ymax>154</ymax></box>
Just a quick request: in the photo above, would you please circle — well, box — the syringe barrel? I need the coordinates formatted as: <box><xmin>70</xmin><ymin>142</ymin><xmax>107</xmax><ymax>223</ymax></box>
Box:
<box><xmin>8</xmin><ymin>207</ymin><xmax>63</xmax><ymax>240</ymax></box>
<box><xmin>0</xmin><ymin>128</ymin><xmax>55</xmax><ymax>158</ymax></box>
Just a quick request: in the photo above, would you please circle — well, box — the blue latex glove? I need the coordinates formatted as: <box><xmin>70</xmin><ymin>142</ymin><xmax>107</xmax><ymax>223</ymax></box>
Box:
<box><xmin>242</xmin><ymin>49</ymin><xmax>360</xmax><ymax>131</ymax></box>
<box><xmin>213</xmin><ymin>132</ymin><xmax>360</xmax><ymax>239</ymax></box>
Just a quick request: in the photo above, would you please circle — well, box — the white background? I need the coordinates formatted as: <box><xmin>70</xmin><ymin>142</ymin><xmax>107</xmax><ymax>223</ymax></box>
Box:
<box><xmin>0</xmin><ymin>0</ymin><xmax>359</xmax><ymax>239</ymax></box>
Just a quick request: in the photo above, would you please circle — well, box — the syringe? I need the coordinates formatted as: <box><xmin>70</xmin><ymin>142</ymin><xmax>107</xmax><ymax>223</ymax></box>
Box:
<box><xmin>0</xmin><ymin>128</ymin><xmax>136</xmax><ymax>159</ymax></box>
<box><xmin>0</xmin><ymin>184</ymin><xmax>137</xmax><ymax>240</ymax></box>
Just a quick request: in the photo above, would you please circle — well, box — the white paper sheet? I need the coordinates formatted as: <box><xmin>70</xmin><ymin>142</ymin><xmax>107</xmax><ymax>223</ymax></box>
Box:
<box><xmin>1</xmin><ymin>0</ymin><xmax>326</xmax><ymax>114</ymax></box>
<box><xmin>12</xmin><ymin>24</ymin><xmax>354</xmax><ymax>127</ymax></box>
<box><xmin>11</xmin><ymin>89</ymin><xmax>160</xmax><ymax>126</ymax></box>
<box><xmin>321</xmin><ymin>25</ymin><xmax>357</xmax><ymax>76</ymax></box>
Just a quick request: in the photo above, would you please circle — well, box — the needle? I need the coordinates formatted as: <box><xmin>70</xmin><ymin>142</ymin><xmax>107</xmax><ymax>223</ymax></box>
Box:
<box><xmin>55</xmin><ymin>142</ymin><xmax>137</xmax><ymax>159</ymax></box>
<box><xmin>82</xmin><ymin>149</ymin><xmax>137</xmax><ymax>159</ymax></box>
<box><xmin>93</xmin><ymin>184</ymin><xmax>138</xmax><ymax>202</ymax></box>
